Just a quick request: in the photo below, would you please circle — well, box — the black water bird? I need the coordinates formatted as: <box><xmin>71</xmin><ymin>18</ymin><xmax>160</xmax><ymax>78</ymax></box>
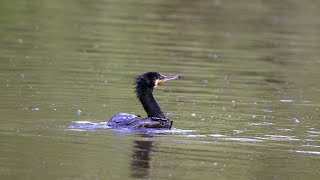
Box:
<box><xmin>107</xmin><ymin>72</ymin><xmax>180</xmax><ymax>129</ymax></box>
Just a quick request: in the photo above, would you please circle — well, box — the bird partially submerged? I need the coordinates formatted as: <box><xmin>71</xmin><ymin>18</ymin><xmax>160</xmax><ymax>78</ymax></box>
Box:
<box><xmin>107</xmin><ymin>72</ymin><xmax>180</xmax><ymax>129</ymax></box>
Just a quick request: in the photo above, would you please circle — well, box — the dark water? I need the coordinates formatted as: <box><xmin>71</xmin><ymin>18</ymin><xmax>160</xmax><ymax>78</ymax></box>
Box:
<box><xmin>1</xmin><ymin>0</ymin><xmax>320</xmax><ymax>179</ymax></box>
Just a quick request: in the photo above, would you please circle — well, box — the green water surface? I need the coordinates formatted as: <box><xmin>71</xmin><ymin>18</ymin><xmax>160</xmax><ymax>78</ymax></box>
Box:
<box><xmin>1</xmin><ymin>0</ymin><xmax>320</xmax><ymax>179</ymax></box>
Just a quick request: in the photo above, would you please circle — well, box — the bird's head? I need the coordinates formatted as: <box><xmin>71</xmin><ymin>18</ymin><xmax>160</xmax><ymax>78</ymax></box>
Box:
<box><xmin>135</xmin><ymin>72</ymin><xmax>180</xmax><ymax>90</ymax></box>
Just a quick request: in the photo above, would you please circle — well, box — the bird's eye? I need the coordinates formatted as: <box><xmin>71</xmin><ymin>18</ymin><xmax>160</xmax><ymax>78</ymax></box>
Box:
<box><xmin>154</xmin><ymin>79</ymin><xmax>163</xmax><ymax>88</ymax></box>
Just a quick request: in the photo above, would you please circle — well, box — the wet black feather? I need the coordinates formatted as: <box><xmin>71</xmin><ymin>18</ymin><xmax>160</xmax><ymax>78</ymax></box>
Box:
<box><xmin>134</xmin><ymin>72</ymin><xmax>166</xmax><ymax>118</ymax></box>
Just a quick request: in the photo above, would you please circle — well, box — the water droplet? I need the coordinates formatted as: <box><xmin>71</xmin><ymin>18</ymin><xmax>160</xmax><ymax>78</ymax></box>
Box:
<box><xmin>208</xmin><ymin>53</ymin><xmax>219</xmax><ymax>59</ymax></box>
<box><xmin>280</xmin><ymin>99</ymin><xmax>295</xmax><ymax>103</ymax></box>
<box><xmin>231</xmin><ymin>100</ymin><xmax>236</xmax><ymax>108</ymax></box>
<box><xmin>233</xmin><ymin>130</ymin><xmax>242</xmax><ymax>134</ymax></box>
<box><xmin>202</xmin><ymin>79</ymin><xmax>209</xmax><ymax>84</ymax></box>
<box><xmin>76</xmin><ymin>109</ymin><xmax>81</xmax><ymax>115</ymax></box>
<box><xmin>293</xmin><ymin>118</ymin><xmax>299</xmax><ymax>124</ymax></box>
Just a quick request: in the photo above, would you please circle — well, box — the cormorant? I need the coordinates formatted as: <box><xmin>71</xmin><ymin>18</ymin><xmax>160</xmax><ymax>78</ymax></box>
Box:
<box><xmin>107</xmin><ymin>72</ymin><xmax>180</xmax><ymax>129</ymax></box>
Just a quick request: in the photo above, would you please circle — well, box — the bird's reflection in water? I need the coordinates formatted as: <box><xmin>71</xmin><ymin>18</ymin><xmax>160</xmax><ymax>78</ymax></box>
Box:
<box><xmin>130</xmin><ymin>135</ymin><xmax>154</xmax><ymax>178</ymax></box>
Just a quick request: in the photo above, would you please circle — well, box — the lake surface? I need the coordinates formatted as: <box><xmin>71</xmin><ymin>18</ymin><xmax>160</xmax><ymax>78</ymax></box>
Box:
<box><xmin>1</xmin><ymin>0</ymin><xmax>320</xmax><ymax>179</ymax></box>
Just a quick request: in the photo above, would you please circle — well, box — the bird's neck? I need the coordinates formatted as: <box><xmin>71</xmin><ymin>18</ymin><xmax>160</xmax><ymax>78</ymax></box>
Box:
<box><xmin>137</xmin><ymin>87</ymin><xmax>166</xmax><ymax>119</ymax></box>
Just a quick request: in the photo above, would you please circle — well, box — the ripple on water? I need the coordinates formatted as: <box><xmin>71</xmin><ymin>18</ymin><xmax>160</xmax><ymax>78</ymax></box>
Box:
<box><xmin>277</xmin><ymin>128</ymin><xmax>294</xmax><ymax>132</ymax></box>
<box><xmin>182</xmin><ymin>133</ymin><xmax>263</xmax><ymax>143</ymax></box>
<box><xmin>279</xmin><ymin>99</ymin><xmax>295</xmax><ymax>102</ymax></box>
<box><xmin>295</xmin><ymin>150</ymin><xmax>320</xmax><ymax>155</ymax></box>
<box><xmin>308</xmin><ymin>131</ymin><xmax>320</xmax><ymax>135</ymax></box>
<box><xmin>260</xmin><ymin>135</ymin><xmax>300</xmax><ymax>141</ymax></box>
<box><xmin>67</xmin><ymin>121</ymin><xmax>110</xmax><ymax>131</ymax></box>
<box><xmin>301</xmin><ymin>144</ymin><xmax>320</xmax><ymax>148</ymax></box>
<box><xmin>185</xmin><ymin>134</ymin><xmax>206</xmax><ymax>138</ymax></box>
<box><xmin>308</xmin><ymin>130</ymin><xmax>320</xmax><ymax>138</ymax></box>
<box><xmin>208</xmin><ymin>134</ymin><xmax>226</xmax><ymax>137</ymax></box>
<box><xmin>250</xmin><ymin>122</ymin><xmax>273</xmax><ymax>126</ymax></box>
<box><xmin>223</xmin><ymin>138</ymin><xmax>263</xmax><ymax>142</ymax></box>
<box><xmin>66</xmin><ymin>121</ymin><xmax>195</xmax><ymax>135</ymax></box>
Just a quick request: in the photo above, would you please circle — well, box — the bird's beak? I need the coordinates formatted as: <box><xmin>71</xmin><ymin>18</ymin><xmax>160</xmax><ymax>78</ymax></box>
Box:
<box><xmin>162</xmin><ymin>75</ymin><xmax>180</xmax><ymax>82</ymax></box>
<box><xmin>155</xmin><ymin>75</ymin><xmax>180</xmax><ymax>87</ymax></box>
